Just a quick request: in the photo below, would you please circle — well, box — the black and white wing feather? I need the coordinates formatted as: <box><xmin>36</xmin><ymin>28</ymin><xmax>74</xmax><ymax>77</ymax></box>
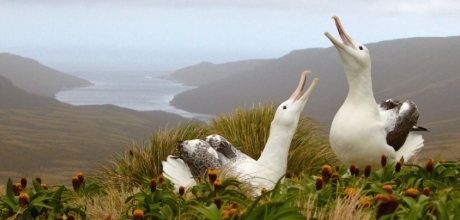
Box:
<box><xmin>379</xmin><ymin>99</ymin><xmax>428</xmax><ymax>152</ymax></box>
<box><xmin>203</xmin><ymin>134</ymin><xmax>256</xmax><ymax>165</ymax></box>
<box><xmin>177</xmin><ymin>139</ymin><xmax>222</xmax><ymax>176</ymax></box>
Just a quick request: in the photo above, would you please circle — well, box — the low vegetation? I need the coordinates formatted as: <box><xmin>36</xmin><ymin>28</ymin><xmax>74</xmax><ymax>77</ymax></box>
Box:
<box><xmin>1</xmin><ymin>105</ymin><xmax>459</xmax><ymax>219</ymax></box>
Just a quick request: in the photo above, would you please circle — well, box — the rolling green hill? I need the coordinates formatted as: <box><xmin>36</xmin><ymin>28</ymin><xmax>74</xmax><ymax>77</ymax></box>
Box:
<box><xmin>0</xmin><ymin>75</ymin><xmax>189</xmax><ymax>184</ymax></box>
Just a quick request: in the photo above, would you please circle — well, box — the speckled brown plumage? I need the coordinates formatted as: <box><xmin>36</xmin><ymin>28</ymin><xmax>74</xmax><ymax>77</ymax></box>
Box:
<box><xmin>177</xmin><ymin>140</ymin><xmax>221</xmax><ymax>177</ymax></box>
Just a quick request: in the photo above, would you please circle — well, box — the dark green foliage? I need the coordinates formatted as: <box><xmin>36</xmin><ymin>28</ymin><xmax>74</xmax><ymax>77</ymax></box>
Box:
<box><xmin>0</xmin><ymin>178</ymin><xmax>87</xmax><ymax>219</ymax></box>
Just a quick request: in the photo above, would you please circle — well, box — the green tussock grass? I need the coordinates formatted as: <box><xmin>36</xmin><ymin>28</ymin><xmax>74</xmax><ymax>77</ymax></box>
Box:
<box><xmin>209</xmin><ymin>104</ymin><xmax>334</xmax><ymax>176</ymax></box>
<box><xmin>96</xmin><ymin>122</ymin><xmax>210</xmax><ymax>188</ymax></box>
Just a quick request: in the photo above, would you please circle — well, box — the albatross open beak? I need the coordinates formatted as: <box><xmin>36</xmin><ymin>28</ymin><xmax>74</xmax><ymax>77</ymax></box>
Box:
<box><xmin>290</xmin><ymin>70</ymin><xmax>319</xmax><ymax>102</ymax></box>
<box><xmin>324</xmin><ymin>16</ymin><xmax>354</xmax><ymax>50</ymax></box>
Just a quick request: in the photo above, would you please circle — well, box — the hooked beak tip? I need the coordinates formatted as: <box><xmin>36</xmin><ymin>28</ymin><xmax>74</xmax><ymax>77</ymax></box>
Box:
<box><xmin>302</xmin><ymin>70</ymin><xmax>312</xmax><ymax>77</ymax></box>
<box><xmin>312</xmin><ymin>78</ymin><xmax>319</xmax><ymax>85</ymax></box>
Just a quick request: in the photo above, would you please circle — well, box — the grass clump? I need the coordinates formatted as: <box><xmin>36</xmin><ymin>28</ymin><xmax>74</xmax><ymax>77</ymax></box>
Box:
<box><xmin>210</xmin><ymin>104</ymin><xmax>334</xmax><ymax>176</ymax></box>
<box><xmin>96</xmin><ymin>121</ymin><xmax>209</xmax><ymax>188</ymax></box>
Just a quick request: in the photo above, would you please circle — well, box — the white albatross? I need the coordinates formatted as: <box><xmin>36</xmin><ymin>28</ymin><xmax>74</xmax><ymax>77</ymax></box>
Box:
<box><xmin>162</xmin><ymin>70</ymin><xmax>319</xmax><ymax>191</ymax></box>
<box><xmin>324</xmin><ymin>16</ymin><xmax>429</xmax><ymax>169</ymax></box>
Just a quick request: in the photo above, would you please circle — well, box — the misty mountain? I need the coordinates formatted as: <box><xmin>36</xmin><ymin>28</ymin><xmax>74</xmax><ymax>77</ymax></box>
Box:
<box><xmin>168</xmin><ymin>59</ymin><xmax>273</xmax><ymax>86</ymax></box>
<box><xmin>0</xmin><ymin>53</ymin><xmax>92</xmax><ymax>97</ymax></box>
<box><xmin>170</xmin><ymin>36</ymin><xmax>460</xmax><ymax>159</ymax></box>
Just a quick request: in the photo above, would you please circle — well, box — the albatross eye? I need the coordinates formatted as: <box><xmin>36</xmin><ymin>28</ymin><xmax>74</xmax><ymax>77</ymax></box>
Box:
<box><xmin>359</xmin><ymin>46</ymin><xmax>363</xmax><ymax>50</ymax></box>
<box><xmin>283</xmin><ymin>106</ymin><xmax>287</xmax><ymax>110</ymax></box>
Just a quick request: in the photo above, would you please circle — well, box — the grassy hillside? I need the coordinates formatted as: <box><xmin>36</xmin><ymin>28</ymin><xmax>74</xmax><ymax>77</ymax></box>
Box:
<box><xmin>0</xmin><ymin>75</ymin><xmax>189</xmax><ymax>184</ymax></box>
<box><xmin>0</xmin><ymin>53</ymin><xmax>92</xmax><ymax>97</ymax></box>
<box><xmin>170</xmin><ymin>36</ymin><xmax>460</xmax><ymax>160</ymax></box>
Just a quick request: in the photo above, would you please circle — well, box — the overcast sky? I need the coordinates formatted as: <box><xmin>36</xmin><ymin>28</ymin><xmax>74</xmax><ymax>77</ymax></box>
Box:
<box><xmin>1</xmin><ymin>0</ymin><xmax>460</xmax><ymax>72</ymax></box>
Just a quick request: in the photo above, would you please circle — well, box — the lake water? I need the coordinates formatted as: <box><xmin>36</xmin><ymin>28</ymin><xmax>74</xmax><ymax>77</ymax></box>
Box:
<box><xmin>55</xmin><ymin>71</ymin><xmax>213</xmax><ymax>120</ymax></box>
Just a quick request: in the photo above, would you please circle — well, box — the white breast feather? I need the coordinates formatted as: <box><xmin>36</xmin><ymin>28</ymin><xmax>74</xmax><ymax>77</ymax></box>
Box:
<box><xmin>378</xmin><ymin>105</ymin><xmax>398</xmax><ymax>133</ymax></box>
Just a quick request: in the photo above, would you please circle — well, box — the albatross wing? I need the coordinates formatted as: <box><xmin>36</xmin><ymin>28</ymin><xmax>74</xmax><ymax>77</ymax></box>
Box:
<box><xmin>203</xmin><ymin>134</ymin><xmax>256</xmax><ymax>165</ymax></box>
<box><xmin>177</xmin><ymin>139</ymin><xmax>222</xmax><ymax>176</ymax></box>
<box><xmin>378</xmin><ymin>99</ymin><xmax>428</xmax><ymax>161</ymax></box>
<box><xmin>379</xmin><ymin>99</ymin><xmax>420</xmax><ymax>151</ymax></box>
<box><xmin>161</xmin><ymin>156</ymin><xmax>196</xmax><ymax>192</ymax></box>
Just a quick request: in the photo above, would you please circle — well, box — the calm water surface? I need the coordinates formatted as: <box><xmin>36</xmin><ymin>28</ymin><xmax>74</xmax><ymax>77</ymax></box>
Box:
<box><xmin>55</xmin><ymin>71</ymin><xmax>212</xmax><ymax>120</ymax></box>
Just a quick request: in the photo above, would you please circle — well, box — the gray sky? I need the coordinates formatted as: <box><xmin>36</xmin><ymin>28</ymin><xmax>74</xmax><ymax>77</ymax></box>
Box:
<box><xmin>1</xmin><ymin>0</ymin><xmax>460</xmax><ymax>72</ymax></box>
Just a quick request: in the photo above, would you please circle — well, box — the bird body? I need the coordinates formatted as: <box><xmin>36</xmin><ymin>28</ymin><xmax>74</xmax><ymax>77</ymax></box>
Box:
<box><xmin>325</xmin><ymin>16</ymin><xmax>427</xmax><ymax>169</ymax></box>
<box><xmin>162</xmin><ymin>70</ymin><xmax>319</xmax><ymax>191</ymax></box>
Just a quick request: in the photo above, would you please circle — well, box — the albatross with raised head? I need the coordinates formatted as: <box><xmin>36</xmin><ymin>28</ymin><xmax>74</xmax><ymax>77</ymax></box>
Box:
<box><xmin>324</xmin><ymin>16</ymin><xmax>428</xmax><ymax>169</ymax></box>
<box><xmin>162</xmin><ymin>70</ymin><xmax>319</xmax><ymax>191</ymax></box>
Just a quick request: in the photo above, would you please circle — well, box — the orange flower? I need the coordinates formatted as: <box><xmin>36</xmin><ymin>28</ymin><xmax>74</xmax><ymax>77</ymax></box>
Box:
<box><xmin>221</xmin><ymin>209</ymin><xmax>230</xmax><ymax>218</ymax></box>
<box><xmin>424</xmin><ymin>158</ymin><xmax>434</xmax><ymax>173</ymax></box>
<box><xmin>261</xmin><ymin>188</ymin><xmax>268</xmax><ymax>194</ymax></box>
<box><xmin>321</xmin><ymin>165</ymin><xmax>332</xmax><ymax>183</ymax></box>
<box><xmin>382</xmin><ymin>185</ymin><xmax>393</xmax><ymax>194</ymax></box>
<box><xmin>360</xmin><ymin>196</ymin><xmax>372</xmax><ymax>208</ymax></box>
<box><xmin>315</xmin><ymin>176</ymin><xmax>323</xmax><ymax>190</ymax></box>
<box><xmin>422</xmin><ymin>187</ymin><xmax>430</xmax><ymax>197</ymax></box>
<box><xmin>158</xmin><ymin>174</ymin><xmax>164</xmax><ymax>184</ymax></box>
<box><xmin>77</xmin><ymin>172</ymin><xmax>84</xmax><ymax>184</ymax></box>
<box><xmin>404</xmin><ymin>188</ymin><xmax>419</xmax><ymax>199</ymax></box>
<box><xmin>344</xmin><ymin>187</ymin><xmax>357</xmax><ymax>197</ymax></box>
<box><xmin>41</xmin><ymin>184</ymin><xmax>49</xmax><ymax>190</ymax></box>
<box><xmin>229</xmin><ymin>208</ymin><xmax>237</xmax><ymax>217</ymax></box>
<box><xmin>19</xmin><ymin>192</ymin><xmax>30</xmax><ymax>208</ymax></box>
<box><xmin>72</xmin><ymin>176</ymin><xmax>80</xmax><ymax>192</ymax></box>
<box><xmin>133</xmin><ymin>209</ymin><xmax>144</xmax><ymax>220</ymax></box>
<box><xmin>13</xmin><ymin>183</ymin><xmax>22</xmax><ymax>196</ymax></box>
<box><xmin>375</xmin><ymin>194</ymin><xmax>399</xmax><ymax>219</ymax></box>
<box><xmin>214</xmin><ymin>179</ymin><xmax>222</xmax><ymax>192</ymax></box>
<box><xmin>67</xmin><ymin>214</ymin><xmax>76</xmax><ymax>220</ymax></box>
<box><xmin>208</xmin><ymin>168</ymin><xmax>218</xmax><ymax>184</ymax></box>
<box><xmin>331</xmin><ymin>173</ymin><xmax>339</xmax><ymax>186</ymax></box>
